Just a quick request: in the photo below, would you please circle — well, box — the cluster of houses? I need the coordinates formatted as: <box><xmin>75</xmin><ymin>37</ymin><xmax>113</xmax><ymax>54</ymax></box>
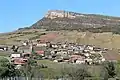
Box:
<box><xmin>40</xmin><ymin>42</ymin><xmax>107</xmax><ymax>65</ymax></box>
<box><xmin>11</xmin><ymin>39</ymin><xmax>108</xmax><ymax>65</ymax></box>
<box><xmin>0</xmin><ymin>38</ymin><xmax>120</xmax><ymax>66</ymax></box>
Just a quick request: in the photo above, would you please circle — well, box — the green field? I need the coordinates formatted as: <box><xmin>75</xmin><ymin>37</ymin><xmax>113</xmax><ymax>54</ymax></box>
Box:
<box><xmin>0</xmin><ymin>51</ymin><xmax>10</xmax><ymax>57</ymax></box>
<box><xmin>38</xmin><ymin>60</ymin><xmax>75</xmax><ymax>78</ymax></box>
<box><xmin>38</xmin><ymin>60</ymin><xmax>102</xmax><ymax>78</ymax></box>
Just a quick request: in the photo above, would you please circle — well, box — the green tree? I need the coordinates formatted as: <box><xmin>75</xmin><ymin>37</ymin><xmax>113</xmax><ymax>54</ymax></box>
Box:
<box><xmin>0</xmin><ymin>57</ymin><xmax>20</xmax><ymax>78</ymax></box>
<box><xmin>102</xmin><ymin>61</ymin><xmax>116</xmax><ymax>78</ymax></box>
<box><xmin>116</xmin><ymin>60</ymin><xmax>120</xmax><ymax>79</ymax></box>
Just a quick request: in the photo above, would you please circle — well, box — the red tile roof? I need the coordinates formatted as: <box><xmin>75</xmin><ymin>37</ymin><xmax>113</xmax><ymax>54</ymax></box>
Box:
<box><xmin>36</xmin><ymin>50</ymin><xmax>44</xmax><ymax>54</ymax></box>
<box><xmin>70</xmin><ymin>55</ymin><xmax>84</xmax><ymax>60</ymax></box>
<box><xmin>13</xmin><ymin>58</ymin><xmax>28</xmax><ymax>65</ymax></box>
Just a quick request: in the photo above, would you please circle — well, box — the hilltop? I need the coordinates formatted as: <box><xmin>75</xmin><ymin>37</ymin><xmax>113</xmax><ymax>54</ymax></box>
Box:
<box><xmin>20</xmin><ymin>10</ymin><xmax>120</xmax><ymax>33</ymax></box>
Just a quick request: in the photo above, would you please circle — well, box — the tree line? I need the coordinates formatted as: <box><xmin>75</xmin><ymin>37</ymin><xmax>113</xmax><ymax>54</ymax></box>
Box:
<box><xmin>1</xmin><ymin>56</ymin><xmax>120</xmax><ymax>80</ymax></box>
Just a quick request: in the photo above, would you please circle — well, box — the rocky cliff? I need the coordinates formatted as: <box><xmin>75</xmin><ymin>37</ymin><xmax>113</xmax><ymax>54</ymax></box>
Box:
<box><xmin>26</xmin><ymin>10</ymin><xmax>120</xmax><ymax>32</ymax></box>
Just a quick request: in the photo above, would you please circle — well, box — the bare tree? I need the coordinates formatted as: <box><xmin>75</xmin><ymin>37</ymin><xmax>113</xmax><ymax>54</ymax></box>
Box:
<box><xmin>65</xmin><ymin>65</ymin><xmax>91</xmax><ymax>80</ymax></box>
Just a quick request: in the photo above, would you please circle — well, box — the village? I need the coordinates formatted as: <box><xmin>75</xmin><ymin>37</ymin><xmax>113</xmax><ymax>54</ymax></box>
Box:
<box><xmin>0</xmin><ymin>33</ymin><xmax>120</xmax><ymax>67</ymax></box>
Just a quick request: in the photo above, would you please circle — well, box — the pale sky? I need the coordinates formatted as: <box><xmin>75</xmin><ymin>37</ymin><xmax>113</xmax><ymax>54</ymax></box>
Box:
<box><xmin>0</xmin><ymin>0</ymin><xmax>120</xmax><ymax>32</ymax></box>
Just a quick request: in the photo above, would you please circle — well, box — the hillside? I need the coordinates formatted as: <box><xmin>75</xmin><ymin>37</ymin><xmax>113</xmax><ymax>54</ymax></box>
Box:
<box><xmin>2</xmin><ymin>10</ymin><xmax>120</xmax><ymax>48</ymax></box>
<box><xmin>1</xmin><ymin>29</ymin><xmax>120</xmax><ymax>48</ymax></box>
<box><xmin>21</xmin><ymin>10</ymin><xmax>120</xmax><ymax>33</ymax></box>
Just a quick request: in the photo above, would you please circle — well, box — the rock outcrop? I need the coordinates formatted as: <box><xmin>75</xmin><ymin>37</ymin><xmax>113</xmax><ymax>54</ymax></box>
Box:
<box><xmin>25</xmin><ymin>10</ymin><xmax>120</xmax><ymax>32</ymax></box>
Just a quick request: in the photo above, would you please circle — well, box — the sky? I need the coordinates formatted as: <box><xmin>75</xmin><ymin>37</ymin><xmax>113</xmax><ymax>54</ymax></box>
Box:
<box><xmin>0</xmin><ymin>0</ymin><xmax>120</xmax><ymax>32</ymax></box>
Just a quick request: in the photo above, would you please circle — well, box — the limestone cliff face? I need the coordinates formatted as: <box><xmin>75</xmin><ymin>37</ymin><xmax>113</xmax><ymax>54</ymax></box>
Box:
<box><xmin>45</xmin><ymin>10</ymin><xmax>76</xmax><ymax>19</ymax></box>
<box><xmin>29</xmin><ymin>10</ymin><xmax>120</xmax><ymax>32</ymax></box>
